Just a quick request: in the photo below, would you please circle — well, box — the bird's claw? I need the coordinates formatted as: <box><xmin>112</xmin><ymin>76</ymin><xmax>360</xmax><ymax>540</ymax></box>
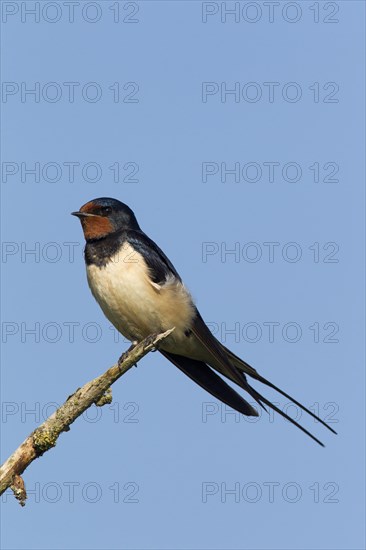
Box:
<box><xmin>118</xmin><ymin>343</ymin><xmax>135</xmax><ymax>365</ymax></box>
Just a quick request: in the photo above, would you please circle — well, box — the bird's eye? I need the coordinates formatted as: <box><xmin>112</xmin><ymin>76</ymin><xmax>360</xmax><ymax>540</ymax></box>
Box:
<box><xmin>102</xmin><ymin>206</ymin><xmax>112</xmax><ymax>215</ymax></box>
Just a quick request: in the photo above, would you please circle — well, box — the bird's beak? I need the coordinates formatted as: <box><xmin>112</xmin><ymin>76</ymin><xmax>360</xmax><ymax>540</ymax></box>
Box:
<box><xmin>71</xmin><ymin>211</ymin><xmax>98</xmax><ymax>218</ymax></box>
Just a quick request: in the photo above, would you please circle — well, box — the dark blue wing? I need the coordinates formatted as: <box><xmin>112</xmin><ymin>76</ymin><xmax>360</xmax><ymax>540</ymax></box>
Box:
<box><xmin>126</xmin><ymin>230</ymin><xmax>182</xmax><ymax>284</ymax></box>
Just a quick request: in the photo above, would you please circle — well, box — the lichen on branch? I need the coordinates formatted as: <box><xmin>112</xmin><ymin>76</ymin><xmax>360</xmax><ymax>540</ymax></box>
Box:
<box><xmin>0</xmin><ymin>328</ymin><xmax>174</xmax><ymax>506</ymax></box>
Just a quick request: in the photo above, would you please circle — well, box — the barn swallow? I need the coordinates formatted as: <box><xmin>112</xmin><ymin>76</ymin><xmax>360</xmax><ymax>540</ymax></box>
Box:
<box><xmin>72</xmin><ymin>197</ymin><xmax>336</xmax><ymax>446</ymax></box>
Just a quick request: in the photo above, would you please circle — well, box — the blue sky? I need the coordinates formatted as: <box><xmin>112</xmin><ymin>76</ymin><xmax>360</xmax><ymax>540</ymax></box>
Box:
<box><xmin>1</xmin><ymin>2</ymin><xmax>365</xmax><ymax>549</ymax></box>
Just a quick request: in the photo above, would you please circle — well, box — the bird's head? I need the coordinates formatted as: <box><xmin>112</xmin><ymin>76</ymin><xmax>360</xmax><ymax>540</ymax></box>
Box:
<box><xmin>72</xmin><ymin>198</ymin><xmax>140</xmax><ymax>241</ymax></box>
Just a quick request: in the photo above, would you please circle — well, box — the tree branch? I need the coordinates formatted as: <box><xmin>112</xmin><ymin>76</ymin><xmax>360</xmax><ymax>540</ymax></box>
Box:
<box><xmin>0</xmin><ymin>328</ymin><xmax>174</xmax><ymax>506</ymax></box>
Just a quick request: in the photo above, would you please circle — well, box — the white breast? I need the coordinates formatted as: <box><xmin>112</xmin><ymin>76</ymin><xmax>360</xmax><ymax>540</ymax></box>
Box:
<box><xmin>86</xmin><ymin>243</ymin><xmax>196</xmax><ymax>345</ymax></box>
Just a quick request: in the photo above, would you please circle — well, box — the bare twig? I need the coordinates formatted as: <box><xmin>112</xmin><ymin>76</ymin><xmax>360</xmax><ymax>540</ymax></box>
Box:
<box><xmin>0</xmin><ymin>328</ymin><xmax>174</xmax><ymax>506</ymax></box>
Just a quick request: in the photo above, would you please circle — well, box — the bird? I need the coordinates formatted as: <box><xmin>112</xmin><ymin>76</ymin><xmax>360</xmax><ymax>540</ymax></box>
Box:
<box><xmin>72</xmin><ymin>197</ymin><xmax>336</xmax><ymax>446</ymax></box>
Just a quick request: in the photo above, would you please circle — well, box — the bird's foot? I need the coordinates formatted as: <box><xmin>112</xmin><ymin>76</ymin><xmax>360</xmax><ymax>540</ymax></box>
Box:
<box><xmin>118</xmin><ymin>341</ymin><xmax>141</xmax><ymax>368</ymax></box>
<box><xmin>145</xmin><ymin>332</ymin><xmax>160</xmax><ymax>351</ymax></box>
<box><xmin>118</xmin><ymin>343</ymin><xmax>135</xmax><ymax>365</ymax></box>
